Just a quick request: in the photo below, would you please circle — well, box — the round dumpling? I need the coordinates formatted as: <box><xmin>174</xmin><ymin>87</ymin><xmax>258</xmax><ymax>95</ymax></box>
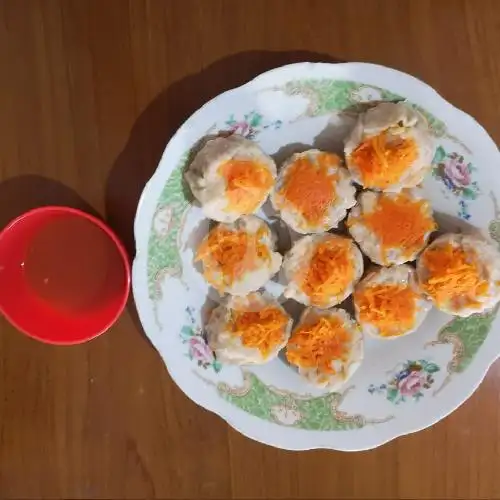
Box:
<box><xmin>347</xmin><ymin>189</ymin><xmax>436</xmax><ymax>265</ymax></box>
<box><xmin>286</xmin><ymin>307</ymin><xmax>363</xmax><ymax>389</ymax></box>
<box><xmin>344</xmin><ymin>102</ymin><xmax>434</xmax><ymax>191</ymax></box>
<box><xmin>207</xmin><ymin>293</ymin><xmax>293</xmax><ymax>365</ymax></box>
<box><xmin>354</xmin><ymin>264</ymin><xmax>431</xmax><ymax>339</ymax></box>
<box><xmin>282</xmin><ymin>234</ymin><xmax>364</xmax><ymax>308</ymax></box>
<box><xmin>271</xmin><ymin>150</ymin><xmax>356</xmax><ymax>233</ymax></box>
<box><xmin>417</xmin><ymin>233</ymin><xmax>500</xmax><ymax>316</ymax></box>
<box><xmin>185</xmin><ymin>134</ymin><xmax>276</xmax><ymax>222</ymax></box>
<box><xmin>195</xmin><ymin>215</ymin><xmax>282</xmax><ymax>295</ymax></box>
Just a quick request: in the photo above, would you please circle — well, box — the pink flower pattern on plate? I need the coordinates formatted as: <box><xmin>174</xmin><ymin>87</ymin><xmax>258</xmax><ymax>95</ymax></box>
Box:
<box><xmin>432</xmin><ymin>146</ymin><xmax>480</xmax><ymax>221</ymax></box>
<box><xmin>368</xmin><ymin>360</ymin><xmax>440</xmax><ymax>404</ymax></box>
<box><xmin>181</xmin><ymin>306</ymin><xmax>222</xmax><ymax>372</ymax></box>
<box><xmin>188</xmin><ymin>336</ymin><xmax>214</xmax><ymax>364</ymax></box>
<box><xmin>444</xmin><ymin>154</ymin><xmax>471</xmax><ymax>188</ymax></box>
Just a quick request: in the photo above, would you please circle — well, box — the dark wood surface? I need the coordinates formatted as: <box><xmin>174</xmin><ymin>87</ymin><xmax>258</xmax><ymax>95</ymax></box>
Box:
<box><xmin>1</xmin><ymin>1</ymin><xmax>500</xmax><ymax>498</ymax></box>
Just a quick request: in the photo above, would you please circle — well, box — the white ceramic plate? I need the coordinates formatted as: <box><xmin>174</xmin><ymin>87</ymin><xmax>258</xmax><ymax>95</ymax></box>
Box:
<box><xmin>132</xmin><ymin>63</ymin><xmax>500</xmax><ymax>451</ymax></box>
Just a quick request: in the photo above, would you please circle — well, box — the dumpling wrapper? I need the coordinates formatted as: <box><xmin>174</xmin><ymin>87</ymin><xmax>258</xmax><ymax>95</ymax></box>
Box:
<box><xmin>286</xmin><ymin>307</ymin><xmax>364</xmax><ymax>390</ymax></box>
<box><xmin>354</xmin><ymin>264</ymin><xmax>431</xmax><ymax>339</ymax></box>
<box><xmin>417</xmin><ymin>233</ymin><xmax>500</xmax><ymax>317</ymax></box>
<box><xmin>186</xmin><ymin>134</ymin><xmax>276</xmax><ymax>223</ymax></box>
<box><xmin>344</xmin><ymin>102</ymin><xmax>434</xmax><ymax>192</ymax></box>
<box><xmin>206</xmin><ymin>293</ymin><xmax>293</xmax><ymax>365</ymax></box>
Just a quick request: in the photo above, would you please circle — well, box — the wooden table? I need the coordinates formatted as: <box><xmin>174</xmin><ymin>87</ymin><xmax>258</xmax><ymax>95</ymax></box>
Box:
<box><xmin>1</xmin><ymin>1</ymin><xmax>500</xmax><ymax>498</ymax></box>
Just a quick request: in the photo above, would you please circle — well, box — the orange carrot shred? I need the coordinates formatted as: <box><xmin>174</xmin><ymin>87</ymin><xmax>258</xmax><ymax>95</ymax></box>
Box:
<box><xmin>196</xmin><ymin>227</ymin><xmax>270</xmax><ymax>290</ymax></box>
<box><xmin>229</xmin><ymin>307</ymin><xmax>289</xmax><ymax>357</ymax></box>
<box><xmin>354</xmin><ymin>284</ymin><xmax>417</xmax><ymax>337</ymax></box>
<box><xmin>278</xmin><ymin>153</ymin><xmax>338</xmax><ymax>225</ymax></box>
<box><xmin>353</xmin><ymin>193</ymin><xmax>436</xmax><ymax>263</ymax></box>
<box><xmin>286</xmin><ymin>316</ymin><xmax>351</xmax><ymax>374</ymax></box>
<box><xmin>421</xmin><ymin>242</ymin><xmax>489</xmax><ymax>308</ymax></box>
<box><xmin>301</xmin><ymin>238</ymin><xmax>355</xmax><ymax>307</ymax></box>
<box><xmin>219</xmin><ymin>159</ymin><xmax>273</xmax><ymax>213</ymax></box>
<box><xmin>350</xmin><ymin>132</ymin><xmax>418</xmax><ymax>189</ymax></box>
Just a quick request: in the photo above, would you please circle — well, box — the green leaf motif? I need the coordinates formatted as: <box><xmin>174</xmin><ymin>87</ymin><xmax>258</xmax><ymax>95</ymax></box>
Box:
<box><xmin>281</xmin><ymin>79</ymin><xmax>446</xmax><ymax>137</ymax></box>
<box><xmin>282</xmin><ymin>80</ymin><xmax>360</xmax><ymax>115</ymax></box>
<box><xmin>219</xmin><ymin>373</ymin><xmax>363</xmax><ymax>431</ymax></box>
<box><xmin>249</xmin><ymin>112</ymin><xmax>262</xmax><ymax>127</ymax></box>
<box><xmin>180</xmin><ymin>325</ymin><xmax>195</xmax><ymax>339</ymax></box>
<box><xmin>461</xmin><ymin>187</ymin><xmax>477</xmax><ymax>200</ymax></box>
<box><xmin>432</xmin><ymin>145</ymin><xmax>447</xmax><ymax>165</ymax></box>
<box><xmin>425</xmin><ymin>362</ymin><xmax>440</xmax><ymax>374</ymax></box>
<box><xmin>147</xmin><ymin>154</ymin><xmax>190</xmax><ymax>298</ymax></box>
<box><xmin>219</xmin><ymin>372</ymin><xmax>285</xmax><ymax>421</ymax></box>
<box><xmin>438</xmin><ymin>306</ymin><xmax>499</xmax><ymax>372</ymax></box>
<box><xmin>386</xmin><ymin>387</ymin><xmax>399</xmax><ymax>403</ymax></box>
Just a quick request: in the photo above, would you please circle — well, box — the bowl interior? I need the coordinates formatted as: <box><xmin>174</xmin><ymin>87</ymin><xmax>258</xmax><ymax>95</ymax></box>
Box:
<box><xmin>0</xmin><ymin>207</ymin><xmax>130</xmax><ymax>344</ymax></box>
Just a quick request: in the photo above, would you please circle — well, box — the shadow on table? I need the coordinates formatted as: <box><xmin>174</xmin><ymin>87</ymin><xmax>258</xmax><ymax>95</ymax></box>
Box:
<box><xmin>105</xmin><ymin>49</ymin><xmax>343</xmax><ymax>335</ymax></box>
<box><xmin>0</xmin><ymin>174</ymin><xmax>98</xmax><ymax>229</ymax></box>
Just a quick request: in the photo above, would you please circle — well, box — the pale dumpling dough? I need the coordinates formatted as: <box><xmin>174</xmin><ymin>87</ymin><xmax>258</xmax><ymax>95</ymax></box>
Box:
<box><xmin>286</xmin><ymin>307</ymin><xmax>363</xmax><ymax>389</ymax></box>
<box><xmin>417</xmin><ymin>233</ymin><xmax>500</xmax><ymax>317</ymax></box>
<box><xmin>185</xmin><ymin>134</ymin><xmax>276</xmax><ymax>222</ymax></box>
<box><xmin>344</xmin><ymin>102</ymin><xmax>434</xmax><ymax>191</ymax></box>
<box><xmin>206</xmin><ymin>293</ymin><xmax>293</xmax><ymax>365</ymax></box>
<box><xmin>354</xmin><ymin>264</ymin><xmax>431</xmax><ymax>339</ymax></box>
<box><xmin>347</xmin><ymin>189</ymin><xmax>436</xmax><ymax>265</ymax></box>
<box><xmin>282</xmin><ymin>234</ymin><xmax>364</xmax><ymax>308</ymax></box>
<box><xmin>195</xmin><ymin>215</ymin><xmax>282</xmax><ymax>296</ymax></box>
<box><xmin>271</xmin><ymin>150</ymin><xmax>356</xmax><ymax>234</ymax></box>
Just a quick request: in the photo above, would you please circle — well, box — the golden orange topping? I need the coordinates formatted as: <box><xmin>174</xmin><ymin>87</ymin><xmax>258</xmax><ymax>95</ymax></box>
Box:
<box><xmin>301</xmin><ymin>238</ymin><xmax>355</xmax><ymax>307</ymax></box>
<box><xmin>229</xmin><ymin>307</ymin><xmax>289</xmax><ymax>357</ymax></box>
<box><xmin>354</xmin><ymin>284</ymin><xmax>418</xmax><ymax>337</ymax></box>
<box><xmin>219</xmin><ymin>160</ymin><xmax>273</xmax><ymax>213</ymax></box>
<box><xmin>352</xmin><ymin>193</ymin><xmax>436</xmax><ymax>262</ymax></box>
<box><xmin>350</xmin><ymin>132</ymin><xmax>418</xmax><ymax>189</ymax></box>
<box><xmin>196</xmin><ymin>226</ymin><xmax>270</xmax><ymax>290</ymax></box>
<box><xmin>421</xmin><ymin>242</ymin><xmax>489</xmax><ymax>308</ymax></box>
<box><xmin>278</xmin><ymin>153</ymin><xmax>338</xmax><ymax>225</ymax></box>
<box><xmin>286</xmin><ymin>316</ymin><xmax>351</xmax><ymax>374</ymax></box>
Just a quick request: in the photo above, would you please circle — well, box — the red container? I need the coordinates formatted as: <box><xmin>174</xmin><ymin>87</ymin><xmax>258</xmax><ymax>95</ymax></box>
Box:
<box><xmin>0</xmin><ymin>207</ymin><xmax>130</xmax><ymax>345</ymax></box>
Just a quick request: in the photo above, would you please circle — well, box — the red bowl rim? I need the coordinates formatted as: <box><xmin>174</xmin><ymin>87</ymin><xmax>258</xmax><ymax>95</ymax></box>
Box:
<box><xmin>0</xmin><ymin>206</ymin><xmax>131</xmax><ymax>345</ymax></box>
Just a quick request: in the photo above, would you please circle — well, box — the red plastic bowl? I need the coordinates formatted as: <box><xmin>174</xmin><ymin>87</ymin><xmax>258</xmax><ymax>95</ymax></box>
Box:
<box><xmin>0</xmin><ymin>207</ymin><xmax>130</xmax><ymax>345</ymax></box>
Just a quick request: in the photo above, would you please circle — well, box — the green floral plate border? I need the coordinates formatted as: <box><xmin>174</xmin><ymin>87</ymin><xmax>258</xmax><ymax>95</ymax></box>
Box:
<box><xmin>133</xmin><ymin>63</ymin><xmax>500</xmax><ymax>451</ymax></box>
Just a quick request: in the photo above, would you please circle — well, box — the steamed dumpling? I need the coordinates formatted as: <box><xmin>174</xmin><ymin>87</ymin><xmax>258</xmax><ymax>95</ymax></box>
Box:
<box><xmin>344</xmin><ymin>102</ymin><xmax>434</xmax><ymax>191</ymax></box>
<box><xmin>417</xmin><ymin>233</ymin><xmax>500</xmax><ymax>317</ymax></box>
<box><xmin>206</xmin><ymin>292</ymin><xmax>293</xmax><ymax>365</ymax></box>
<box><xmin>185</xmin><ymin>135</ymin><xmax>276</xmax><ymax>222</ymax></box>
<box><xmin>286</xmin><ymin>307</ymin><xmax>363</xmax><ymax>389</ymax></box>
<box><xmin>282</xmin><ymin>234</ymin><xmax>364</xmax><ymax>308</ymax></box>
<box><xmin>354</xmin><ymin>264</ymin><xmax>431</xmax><ymax>339</ymax></box>
<box><xmin>195</xmin><ymin>215</ymin><xmax>282</xmax><ymax>295</ymax></box>
<box><xmin>271</xmin><ymin>150</ymin><xmax>356</xmax><ymax>233</ymax></box>
<box><xmin>347</xmin><ymin>189</ymin><xmax>436</xmax><ymax>265</ymax></box>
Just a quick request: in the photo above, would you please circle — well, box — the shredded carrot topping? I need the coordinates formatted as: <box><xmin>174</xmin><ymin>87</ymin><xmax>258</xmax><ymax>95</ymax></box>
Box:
<box><xmin>421</xmin><ymin>242</ymin><xmax>489</xmax><ymax>308</ymax></box>
<box><xmin>196</xmin><ymin>226</ymin><xmax>270</xmax><ymax>289</ymax></box>
<box><xmin>219</xmin><ymin>159</ymin><xmax>273</xmax><ymax>213</ymax></box>
<box><xmin>278</xmin><ymin>153</ymin><xmax>338</xmax><ymax>225</ymax></box>
<box><xmin>286</xmin><ymin>316</ymin><xmax>351</xmax><ymax>374</ymax></box>
<box><xmin>229</xmin><ymin>307</ymin><xmax>289</xmax><ymax>357</ymax></box>
<box><xmin>301</xmin><ymin>238</ymin><xmax>355</xmax><ymax>307</ymax></box>
<box><xmin>354</xmin><ymin>284</ymin><xmax>418</xmax><ymax>337</ymax></box>
<box><xmin>350</xmin><ymin>132</ymin><xmax>418</xmax><ymax>189</ymax></box>
<box><xmin>355</xmin><ymin>193</ymin><xmax>436</xmax><ymax>262</ymax></box>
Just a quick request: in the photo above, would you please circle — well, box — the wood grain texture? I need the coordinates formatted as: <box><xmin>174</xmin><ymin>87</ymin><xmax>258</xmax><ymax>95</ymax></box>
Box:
<box><xmin>1</xmin><ymin>0</ymin><xmax>500</xmax><ymax>498</ymax></box>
